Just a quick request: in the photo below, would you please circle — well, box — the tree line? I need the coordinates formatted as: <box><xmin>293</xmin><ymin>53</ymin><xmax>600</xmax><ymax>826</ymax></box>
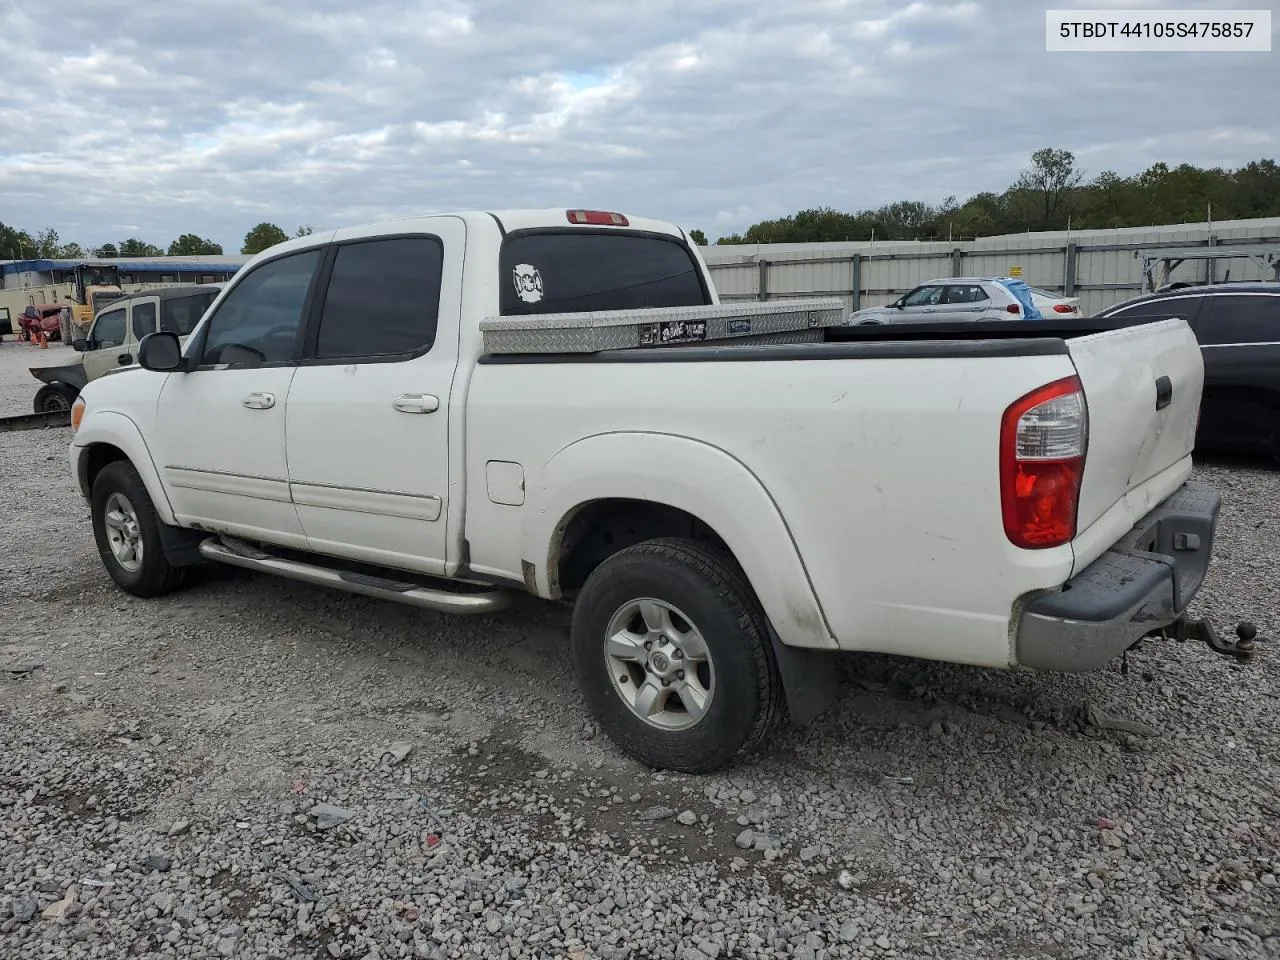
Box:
<box><xmin>690</xmin><ymin>149</ymin><xmax>1280</xmax><ymax>244</ymax></box>
<box><xmin>0</xmin><ymin>222</ymin><xmax>315</xmax><ymax>261</ymax></box>
<box><xmin>6</xmin><ymin>149</ymin><xmax>1279</xmax><ymax>257</ymax></box>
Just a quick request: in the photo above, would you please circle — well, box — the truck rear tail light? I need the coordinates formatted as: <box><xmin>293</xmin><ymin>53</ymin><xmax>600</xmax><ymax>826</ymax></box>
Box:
<box><xmin>1006</xmin><ymin>303</ymin><xmax>1021</xmax><ymax>314</ymax></box>
<box><xmin>1052</xmin><ymin>303</ymin><xmax>1075</xmax><ymax>314</ymax></box>
<box><xmin>1000</xmin><ymin>375</ymin><xmax>1087</xmax><ymax>549</ymax></box>
<box><xmin>567</xmin><ymin>210</ymin><xmax>629</xmax><ymax>226</ymax></box>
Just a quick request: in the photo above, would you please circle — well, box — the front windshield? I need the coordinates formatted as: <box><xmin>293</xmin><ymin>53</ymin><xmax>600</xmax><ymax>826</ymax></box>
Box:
<box><xmin>80</xmin><ymin>266</ymin><xmax>121</xmax><ymax>288</ymax></box>
<box><xmin>90</xmin><ymin>290</ymin><xmax>123</xmax><ymax>311</ymax></box>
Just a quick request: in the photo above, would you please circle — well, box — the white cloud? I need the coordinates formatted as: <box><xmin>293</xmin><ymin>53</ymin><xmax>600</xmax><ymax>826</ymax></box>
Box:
<box><xmin>0</xmin><ymin>0</ymin><xmax>1270</xmax><ymax>249</ymax></box>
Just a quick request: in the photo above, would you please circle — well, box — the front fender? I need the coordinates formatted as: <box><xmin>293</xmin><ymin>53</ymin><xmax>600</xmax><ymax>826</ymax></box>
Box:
<box><xmin>31</xmin><ymin>363</ymin><xmax>88</xmax><ymax>390</ymax></box>
<box><xmin>71</xmin><ymin>410</ymin><xmax>177</xmax><ymax>526</ymax></box>
<box><xmin>522</xmin><ymin>431</ymin><xmax>836</xmax><ymax>650</ymax></box>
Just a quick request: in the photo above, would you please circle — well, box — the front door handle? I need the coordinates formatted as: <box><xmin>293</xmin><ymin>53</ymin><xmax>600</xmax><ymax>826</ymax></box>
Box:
<box><xmin>117</xmin><ymin>353</ymin><xmax>133</xmax><ymax>366</ymax></box>
<box><xmin>392</xmin><ymin>393</ymin><xmax>440</xmax><ymax>414</ymax></box>
<box><xmin>242</xmin><ymin>392</ymin><xmax>276</xmax><ymax>410</ymax></box>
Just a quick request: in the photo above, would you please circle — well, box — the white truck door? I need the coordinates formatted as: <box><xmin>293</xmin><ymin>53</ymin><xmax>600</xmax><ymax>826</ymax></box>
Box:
<box><xmin>153</xmin><ymin>247</ymin><xmax>324</xmax><ymax>547</ymax></box>
<box><xmin>283</xmin><ymin>218</ymin><xmax>465</xmax><ymax>576</ymax></box>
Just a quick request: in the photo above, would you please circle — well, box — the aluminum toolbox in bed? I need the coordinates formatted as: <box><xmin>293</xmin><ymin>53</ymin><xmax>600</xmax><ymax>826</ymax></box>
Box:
<box><xmin>479</xmin><ymin>298</ymin><xmax>846</xmax><ymax>355</ymax></box>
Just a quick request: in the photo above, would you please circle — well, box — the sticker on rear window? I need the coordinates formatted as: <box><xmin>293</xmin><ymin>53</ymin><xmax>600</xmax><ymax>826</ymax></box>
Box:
<box><xmin>513</xmin><ymin>264</ymin><xmax>544</xmax><ymax>304</ymax></box>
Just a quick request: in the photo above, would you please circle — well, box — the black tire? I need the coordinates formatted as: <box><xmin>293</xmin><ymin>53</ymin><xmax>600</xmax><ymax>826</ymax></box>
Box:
<box><xmin>571</xmin><ymin>537</ymin><xmax>784</xmax><ymax>773</ymax></box>
<box><xmin>90</xmin><ymin>460</ymin><xmax>186</xmax><ymax>598</ymax></box>
<box><xmin>33</xmin><ymin>383</ymin><xmax>77</xmax><ymax>414</ymax></box>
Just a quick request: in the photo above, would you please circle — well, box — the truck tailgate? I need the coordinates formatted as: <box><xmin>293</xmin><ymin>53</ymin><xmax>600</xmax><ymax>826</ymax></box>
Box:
<box><xmin>1068</xmin><ymin>318</ymin><xmax>1203</xmax><ymax>555</ymax></box>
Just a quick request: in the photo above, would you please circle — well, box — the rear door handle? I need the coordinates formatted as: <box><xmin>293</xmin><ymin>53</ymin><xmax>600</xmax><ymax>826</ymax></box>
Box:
<box><xmin>1154</xmin><ymin>376</ymin><xmax>1173</xmax><ymax>410</ymax></box>
<box><xmin>117</xmin><ymin>353</ymin><xmax>133</xmax><ymax>366</ymax></box>
<box><xmin>242</xmin><ymin>392</ymin><xmax>276</xmax><ymax>410</ymax></box>
<box><xmin>392</xmin><ymin>394</ymin><xmax>440</xmax><ymax>414</ymax></box>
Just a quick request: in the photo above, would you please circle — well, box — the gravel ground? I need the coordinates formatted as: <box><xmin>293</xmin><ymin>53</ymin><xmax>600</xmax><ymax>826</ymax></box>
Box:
<box><xmin>0</xmin><ymin>339</ymin><xmax>75</xmax><ymax>417</ymax></box>
<box><xmin>1</xmin><ymin>426</ymin><xmax>1278</xmax><ymax>960</ymax></box>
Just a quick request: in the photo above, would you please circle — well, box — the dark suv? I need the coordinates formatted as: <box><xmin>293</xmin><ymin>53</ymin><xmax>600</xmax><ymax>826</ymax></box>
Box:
<box><xmin>1096</xmin><ymin>283</ymin><xmax>1279</xmax><ymax>457</ymax></box>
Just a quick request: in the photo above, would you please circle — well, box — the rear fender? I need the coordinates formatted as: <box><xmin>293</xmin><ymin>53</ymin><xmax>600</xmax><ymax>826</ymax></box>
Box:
<box><xmin>71</xmin><ymin>410</ymin><xmax>177</xmax><ymax>526</ymax></box>
<box><xmin>521</xmin><ymin>431</ymin><xmax>836</xmax><ymax>650</ymax></box>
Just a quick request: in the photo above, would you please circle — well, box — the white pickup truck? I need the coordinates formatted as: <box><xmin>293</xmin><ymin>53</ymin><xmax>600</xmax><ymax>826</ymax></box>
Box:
<box><xmin>67</xmin><ymin>208</ymin><xmax>1254</xmax><ymax>773</ymax></box>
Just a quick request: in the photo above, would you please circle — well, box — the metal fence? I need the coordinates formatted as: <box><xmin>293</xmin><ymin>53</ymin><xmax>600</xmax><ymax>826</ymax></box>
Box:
<box><xmin>698</xmin><ymin>219</ymin><xmax>1280</xmax><ymax>316</ymax></box>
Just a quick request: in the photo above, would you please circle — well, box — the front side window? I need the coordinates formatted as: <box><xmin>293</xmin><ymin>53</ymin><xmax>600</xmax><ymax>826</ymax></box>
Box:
<box><xmin>498</xmin><ymin>232</ymin><xmax>708</xmax><ymax>316</ymax></box>
<box><xmin>200</xmin><ymin>249</ymin><xmax>321</xmax><ymax>366</ymax></box>
<box><xmin>901</xmin><ymin>285</ymin><xmax>944</xmax><ymax>307</ymax></box>
<box><xmin>313</xmin><ymin>237</ymin><xmax>443</xmax><ymax>359</ymax></box>
<box><xmin>1195</xmin><ymin>294</ymin><xmax>1279</xmax><ymax>346</ymax></box>
<box><xmin>131</xmin><ymin>301</ymin><xmax>157</xmax><ymax>338</ymax></box>
<box><xmin>91</xmin><ymin>308</ymin><xmax>127</xmax><ymax>349</ymax></box>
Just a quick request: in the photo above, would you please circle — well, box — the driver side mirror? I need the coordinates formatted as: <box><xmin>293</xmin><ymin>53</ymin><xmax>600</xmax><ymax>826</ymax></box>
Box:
<box><xmin>890</xmin><ymin>300</ymin><xmax>904</xmax><ymax>309</ymax></box>
<box><xmin>138</xmin><ymin>332</ymin><xmax>185</xmax><ymax>372</ymax></box>
<box><xmin>72</xmin><ymin>338</ymin><xmax>89</xmax><ymax>352</ymax></box>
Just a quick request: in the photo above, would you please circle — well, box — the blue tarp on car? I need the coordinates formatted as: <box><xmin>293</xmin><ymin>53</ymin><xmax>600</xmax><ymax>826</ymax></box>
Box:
<box><xmin>993</xmin><ymin>278</ymin><xmax>1043</xmax><ymax>319</ymax></box>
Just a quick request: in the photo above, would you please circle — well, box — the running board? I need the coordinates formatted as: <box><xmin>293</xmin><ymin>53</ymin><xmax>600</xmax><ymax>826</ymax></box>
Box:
<box><xmin>197</xmin><ymin>537</ymin><xmax>512</xmax><ymax>615</ymax></box>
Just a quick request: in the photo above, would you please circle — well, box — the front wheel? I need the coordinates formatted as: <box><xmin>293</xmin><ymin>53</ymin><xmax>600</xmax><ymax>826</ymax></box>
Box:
<box><xmin>571</xmin><ymin>537</ymin><xmax>784</xmax><ymax>773</ymax></box>
<box><xmin>90</xmin><ymin>460</ymin><xmax>186</xmax><ymax>598</ymax></box>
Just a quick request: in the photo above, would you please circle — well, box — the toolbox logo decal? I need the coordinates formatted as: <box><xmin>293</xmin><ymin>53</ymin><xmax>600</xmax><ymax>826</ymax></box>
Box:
<box><xmin>513</xmin><ymin>264</ymin><xmax>544</xmax><ymax>304</ymax></box>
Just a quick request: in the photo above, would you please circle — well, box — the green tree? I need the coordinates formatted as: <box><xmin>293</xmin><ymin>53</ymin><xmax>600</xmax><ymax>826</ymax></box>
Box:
<box><xmin>58</xmin><ymin>242</ymin><xmax>87</xmax><ymax>259</ymax></box>
<box><xmin>95</xmin><ymin>243</ymin><xmax>119</xmax><ymax>257</ymax></box>
<box><xmin>295</xmin><ymin>225</ymin><xmax>313</xmax><ymax>237</ymax></box>
<box><xmin>688</xmin><ymin>229</ymin><xmax>708</xmax><ymax>245</ymax></box>
<box><xmin>34</xmin><ymin>228</ymin><xmax>61</xmax><ymax>258</ymax></box>
<box><xmin>242</xmin><ymin>222</ymin><xmax>289</xmax><ymax>254</ymax></box>
<box><xmin>117</xmin><ymin>238</ymin><xmax>164</xmax><ymax>257</ymax></box>
<box><xmin>1010</xmin><ymin>147</ymin><xmax>1083</xmax><ymax>230</ymax></box>
<box><xmin>168</xmin><ymin>233</ymin><xmax>224</xmax><ymax>256</ymax></box>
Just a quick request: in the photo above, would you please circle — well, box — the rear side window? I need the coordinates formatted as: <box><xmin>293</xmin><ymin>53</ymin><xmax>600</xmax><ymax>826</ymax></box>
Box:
<box><xmin>499</xmin><ymin>232</ymin><xmax>708</xmax><ymax>315</ymax></box>
<box><xmin>942</xmin><ymin>284</ymin><xmax>988</xmax><ymax>304</ymax></box>
<box><xmin>1104</xmin><ymin>296</ymin><xmax>1203</xmax><ymax>325</ymax></box>
<box><xmin>1195</xmin><ymin>294</ymin><xmax>1280</xmax><ymax>346</ymax></box>
<box><xmin>162</xmin><ymin>292</ymin><xmax>217</xmax><ymax>335</ymax></box>
<box><xmin>131</xmin><ymin>301</ymin><xmax>157</xmax><ymax>338</ymax></box>
<box><xmin>313</xmin><ymin>237</ymin><xmax>443</xmax><ymax>359</ymax></box>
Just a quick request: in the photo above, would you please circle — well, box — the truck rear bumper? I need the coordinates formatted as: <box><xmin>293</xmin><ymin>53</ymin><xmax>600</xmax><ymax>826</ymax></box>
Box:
<box><xmin>1015</xmin><ymin>481</ymin><xmax>1220</xmax><ymax>672</ymax></box>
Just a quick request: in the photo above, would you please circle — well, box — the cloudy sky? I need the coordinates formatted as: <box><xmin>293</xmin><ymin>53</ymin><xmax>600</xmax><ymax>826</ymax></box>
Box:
<box><xmin>2</xmin><ymin>0</ymin><xmax>1275</xmax><ymax>250</ymax></box>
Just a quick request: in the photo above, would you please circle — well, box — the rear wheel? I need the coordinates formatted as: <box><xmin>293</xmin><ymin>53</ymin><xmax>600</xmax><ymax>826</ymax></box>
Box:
<box><xmin>571</xmin><ymin>537</ymin><xmax>784</xmax><ymax>773</ymax></box>
<box><xmin>33</xmin><ymin>383</ymin><xmax>77</xmax><ymax>414</ymax></box>
<box><xmin>90</xmin><ymin>461</ymin><xmax>186</xmax><ymax>598</ymax></box>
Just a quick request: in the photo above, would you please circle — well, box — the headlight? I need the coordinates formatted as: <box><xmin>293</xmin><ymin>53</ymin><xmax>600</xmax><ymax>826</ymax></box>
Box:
<box><xmin>71</xmin><ymin>396</ymin><xmax>86</xmax><ymax>432</ymax></box>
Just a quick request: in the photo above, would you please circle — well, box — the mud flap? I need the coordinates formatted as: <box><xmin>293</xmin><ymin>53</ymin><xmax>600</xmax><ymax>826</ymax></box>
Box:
<box><xmin>765</xmin><ymin>622</ymin><xmax>845</xmax><ymax>726</ymax></box>
<box><xmin>158</xmin><ymin>524</ymin><xmax>208</xmax><ymax>567</ymax></box>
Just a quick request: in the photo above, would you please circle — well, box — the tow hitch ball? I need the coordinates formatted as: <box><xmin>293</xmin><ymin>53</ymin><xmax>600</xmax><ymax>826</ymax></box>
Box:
<box><xmin>1151</xmin><ymin>618</ymin><xmax>1263</xmax><ymax>663</ymax></box>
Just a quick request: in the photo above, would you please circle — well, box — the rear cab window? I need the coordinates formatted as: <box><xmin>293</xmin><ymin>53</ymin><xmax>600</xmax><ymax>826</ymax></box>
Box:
<box><xmin>498</xmin><ymin>231</ymin><xmax>710</xmax><ymax>316</ymax></box>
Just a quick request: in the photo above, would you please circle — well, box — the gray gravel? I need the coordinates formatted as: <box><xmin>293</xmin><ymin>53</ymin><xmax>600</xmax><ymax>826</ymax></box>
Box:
<box><xmin>0</xmin><ymin>338</ymin><xmax>74</xmax><ymax>417</ymax></box>
<box><xmin>2</xmin><ymin>425</ymin><xmax>1278</xmax><ymax>960</ymax></box>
